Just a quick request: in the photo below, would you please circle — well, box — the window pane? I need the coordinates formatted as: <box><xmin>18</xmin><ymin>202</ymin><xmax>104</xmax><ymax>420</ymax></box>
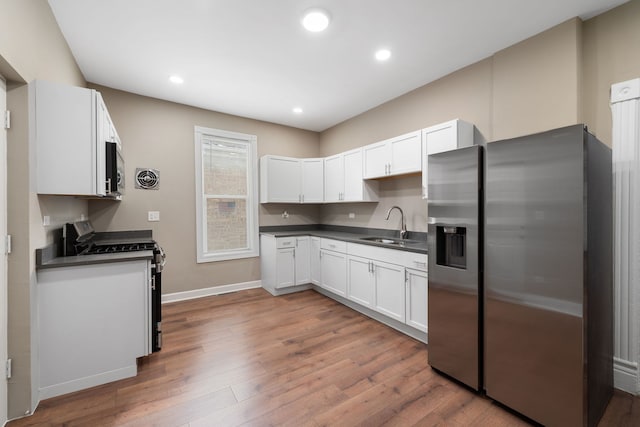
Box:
<box><xmin>206</xmin><ymin>198</ymin><xmax>247</xmax><ymax>252</ymax></box>
<box><xmin>203</xmin><ymin>140</ymin><xmax>247</xmax><ymax>195</ymax></box>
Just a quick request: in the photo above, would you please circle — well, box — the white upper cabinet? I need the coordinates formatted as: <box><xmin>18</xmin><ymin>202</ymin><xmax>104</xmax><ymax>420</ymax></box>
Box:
<box><xmin>260</xmin><ymin>156</ymin><xmax>300</xmax><ymax>203</ymax></box>
<box><xmin>325</xmin><ymin>148</ymin><xmax>379</xmax><ymax>203</ymax></box>
<box><xmin>260</xmin><ymin>156</ymin><xmax>324</xmax><ymax>203</ymax></box>
<box><xmin>32</xmin><ymin>80</ymin><xmax>120</xmax><ymax>197</ymax></box>
<box><xmin>301</xmin><ymin>158</ymin><xmax>324</xmax><ymax>203</ymax></box>
<box><xmin>422</xmin><ymin>119</ymin><xmax>474</xmax><ymax>198</ymax></box>
<box><xmin>323</xmin><ymin>154</ymin><xmax>343</xmax><ymax>202</ymax></box>
<box><xmin>363</xmin><ymin>130</ymin><xmax>422</xmax><ymax>179</ymax></box>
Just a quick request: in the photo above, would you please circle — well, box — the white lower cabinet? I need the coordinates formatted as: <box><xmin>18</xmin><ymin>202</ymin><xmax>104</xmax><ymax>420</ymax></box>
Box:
<box><xmin>320</xmin><ymin>239</ymin><xmax>347</xmax><ymax>296</ymax></box>
<box><xmin>310</xmin><ymin>237</ymin><xmax>321</xmax><ymax>285</ymax></box>
<box><xmin>275</xmin><ymin>247</ymin><xmax>296</xmax><ymax>288</ymax></box>
<box><xmin>372</xmin><ymin>260</ymin><xmax>406</xmax><ymax>322</ymax></box>
<box><xmin>347</xmin><ymin>255</ymin><xmax>375</xmax><ymax>308</ymax></box>
<box><xmin>295</xmin><ymin>236</ymin><xmax>310</xmax><ymax>285</ymax></box>
<box><xmin>263</xmin><ymin>234</ymin><xmax>428</xmax><ymax>339</ymax></box>
<box><xmin>405</xmin><ymin>268</ymin><xmax>428</xmax><ymax>333</ymax></box>
<box><xmin>261</xmin><ymin>235</ymin><xmax>312</xmax><ymax>294</ymax></box>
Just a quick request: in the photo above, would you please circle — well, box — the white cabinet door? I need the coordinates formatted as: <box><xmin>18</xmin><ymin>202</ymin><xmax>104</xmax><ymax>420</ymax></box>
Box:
<box><xmin>324</xmin><ymin>154</ymin><xmax>343</xmax><ymax>202</ymax></box>
<box><xmin>320</xmin><ymin>249</ymin><xmax>347</xmax><ymax>296</ymax></box>
<box><xmin>301</xmin><ymin>158</ymin><xmax>324</xmax><ymax>203</ymax></box>
<box><xmin>390</xmin><ymin>130</ymin><xmax>422</xmax><ymax>175</ymax></box>
<box><xmin>363</xmin><ymin>141</ymin><xmax>388</xmax><ymax>179</ymax></box>
<box><xmin>276</xmin><ymin>247</ymin><xmax>296</xmax><ymax>289</ymax></box>
<box><xmin>34</xmin><ymin>80</ymin><xmax>99</xmax><ymax>196</ymax></box>
<box><xmin>260</xmin><ymin>156</ymin><xmax>301</xmax><ymax>203</ymax></box>
<box><xmin>343</xmin><ymin>148</ymin><xmax>365</xmax><ymax>201</ymax></box>
<box><xmin>422</xmin><ymin>119</ymin><xmax>474</xmax><ymax>198</ymax></box>
<box><xmin>405</xmin><ymin>268</ymin><xmax>428</xmax><ymax>333</ymax></box>
<box><xmin>347</xmin><ymin>255</ymin><xmax>375</xmax><ymax>308</ymax></box>
<box><xmin>295</xmin><ymin>236</ymin><xmax>310</xmax><ymax>285</ymax></box>
<box><xmin>310</xmin><ymin>237</ymin><xmax>321</xmax><ymax>285</ymax></box>
<box><xmin>374</xmin><ymin>261</ymin><xmax>406</xmax><ymax>322</ymax></box>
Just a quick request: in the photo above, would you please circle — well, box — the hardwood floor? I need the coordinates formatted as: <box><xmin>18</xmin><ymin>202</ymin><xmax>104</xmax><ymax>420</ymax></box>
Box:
<box><xmin>8</xmin><ymin>288</ymin><xmax>640</xmax><ymax>426</ymax></box>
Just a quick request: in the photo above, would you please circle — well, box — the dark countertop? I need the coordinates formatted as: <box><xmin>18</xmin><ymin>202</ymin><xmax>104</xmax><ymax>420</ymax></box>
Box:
<box><xmin>260</xmin><ymin>225</ymin><xmax>428</xmax><ymax>254</ymax></box>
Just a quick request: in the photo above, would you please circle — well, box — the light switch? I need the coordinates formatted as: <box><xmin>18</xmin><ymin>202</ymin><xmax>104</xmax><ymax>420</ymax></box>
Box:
<box><xmin>43</xmin><ymin>216</ymin><xmax>51</xmax><ymax>226</ymax></box>
<box><xmin>148</xmin><ymin>211</ymin><xmax>160</xmax><ymax>222</ymax></box>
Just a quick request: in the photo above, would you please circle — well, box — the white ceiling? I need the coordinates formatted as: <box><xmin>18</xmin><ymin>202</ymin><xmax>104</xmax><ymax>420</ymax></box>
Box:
<box><xmin>48</xmin><ymin>0</ymin><xmax>627</xmax><ymax>132</ymax></box>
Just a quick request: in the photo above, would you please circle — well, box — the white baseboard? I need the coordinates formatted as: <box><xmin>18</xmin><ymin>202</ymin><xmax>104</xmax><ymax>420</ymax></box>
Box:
<box><xmin>614</xmin><ymin>357</ymin><xmax>639</xmax><ymax>394</ymax></box>
<box><xmin>162</xmin><ymin>280</ymin><xmax>262</xmax><ymax>304</ymax></box>
<box><xmin>39</xmin><ymin>365</ymin><xmax>137</xmax><ymax>400</ymax></box>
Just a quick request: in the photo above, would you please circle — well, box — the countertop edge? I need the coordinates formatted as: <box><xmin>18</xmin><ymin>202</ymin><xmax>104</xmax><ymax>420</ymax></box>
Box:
<box><xmin>260</xmin><ymin>229</ymin><xmax>428</xmax><ymax>254</ymax></box>
<box><xmin>36</xmin><ymin>250</ymin><xmax>154</xmax><ymax>270</ymax></box>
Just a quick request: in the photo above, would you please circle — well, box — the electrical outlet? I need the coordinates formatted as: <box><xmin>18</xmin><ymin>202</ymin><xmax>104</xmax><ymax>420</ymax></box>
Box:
<box><xmin>148</xmin><ymin>211</ymin><xmax>160</xmax><ymax>222</ymax></box>
<box><xmin>281</xmin><ymin>211</ymin><xmax>289</xmax><ymax>219</ymax></box>
<box><xmin>348</xmin><ymin>213</ymin><xmax>355</xmax><ymax>219</ymax></box>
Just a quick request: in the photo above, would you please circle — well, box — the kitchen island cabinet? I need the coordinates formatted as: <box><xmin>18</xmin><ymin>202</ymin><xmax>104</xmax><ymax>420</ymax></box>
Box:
<box><xmin>37</xmin><ymin>259</ymin><xmax>151</xmax><ymax>399</ymax></box>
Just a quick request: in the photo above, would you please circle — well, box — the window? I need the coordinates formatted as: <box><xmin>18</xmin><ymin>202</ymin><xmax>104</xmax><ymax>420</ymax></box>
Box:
<box><xmin>195</xmin><ymin>126</ymin><xmax>259</xmax><ymax>262</ymax></box>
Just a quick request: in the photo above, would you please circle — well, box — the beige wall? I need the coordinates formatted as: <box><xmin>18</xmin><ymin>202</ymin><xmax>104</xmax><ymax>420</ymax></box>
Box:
<box><xmin>1</xmin><ymin>0</ymin><xmax>87</xmax><ymax>419</ymax></box>
<box><xmin>582</xmin><ymin>0</ymin><xmax>640</xmax><ymax>147</ymax></box>
<box><xmin>87</xmin><ymin>86</ymin><xmax>320</xmax><ymax>294</ymax></box>
<box><xmin>492</xmin><ymin>18</ymin><xmax>582</xmax><ymax>140</ymax></box>
<box><xmin>318</xmin><ymin>18</ymin><xmax>585</xmax><ymax>232</ymax></box>
<box><xmin>0</xmin><ymin>0</ymin><xmax>84</xmax><ymax>86</ymax></box>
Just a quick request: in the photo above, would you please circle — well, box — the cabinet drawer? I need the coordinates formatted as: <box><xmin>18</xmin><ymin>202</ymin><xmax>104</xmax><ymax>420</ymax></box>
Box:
<box><xmin>403</xmin><ymin>253</ymin><xmax>428</xmax><ymax>271</ymax></box>
<box><xmin>276</xmin><ymin>237</ymin><xmax>296</xmax><ymax>248</ymax></box>
<box><xmin>321</xmin><ymin>238</ymin><xmax>347</xmax><ymax>253</ymax></box>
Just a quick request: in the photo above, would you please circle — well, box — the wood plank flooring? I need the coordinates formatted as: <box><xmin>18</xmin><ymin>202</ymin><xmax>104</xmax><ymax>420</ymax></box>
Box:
<box><xmin>8</xmin><ymin>288</ymin><xmax>640</xmax><ymax>426</ymax></box>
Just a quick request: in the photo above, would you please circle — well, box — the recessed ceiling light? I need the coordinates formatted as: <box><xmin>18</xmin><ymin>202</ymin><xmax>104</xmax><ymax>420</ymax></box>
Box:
<box><xmin>293</xmin><ymin>107</ymin><xmax>303</xmax><ymax>114</ymax></box>
<box><xmin>302</xmin><ymin>9</ymin><xmax>330</xmax><ymax>32</ymax></box>
<box><xmin>169</xmin><ymin>75</ymin><xmax>184</xmax><ymax>84</ymax></box>
<box><xmin>375</xmin><ymin>49</ymin><xmax>391</xmax><ymax>61</ymax></box>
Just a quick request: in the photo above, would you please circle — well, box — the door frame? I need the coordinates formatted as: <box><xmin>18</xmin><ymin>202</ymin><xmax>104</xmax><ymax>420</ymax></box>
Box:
<box><xmin>0</xmin><ymin>74</ymin><xmax>8</xmax><ymax>424</ymax></box>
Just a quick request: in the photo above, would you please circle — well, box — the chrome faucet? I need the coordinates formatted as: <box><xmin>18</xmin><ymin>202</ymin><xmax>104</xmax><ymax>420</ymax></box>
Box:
<box><xmin>385</xmin><ymin>206</ymin><xmax>407</xmax><ymax>240</ymax></box>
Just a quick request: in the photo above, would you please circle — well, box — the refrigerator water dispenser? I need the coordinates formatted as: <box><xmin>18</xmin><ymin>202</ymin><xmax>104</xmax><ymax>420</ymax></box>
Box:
<box><xmin>436</xmin><ymin>226</ymin><xmax>466</xmax><ymax>269</ymax></box>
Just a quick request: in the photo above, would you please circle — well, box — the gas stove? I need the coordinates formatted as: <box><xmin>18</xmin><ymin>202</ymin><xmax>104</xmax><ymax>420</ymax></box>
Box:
<box><xmin>62</xmin><ymin>220</ymin><xmax>165</xmax><ymax>352</ymax></box>
<box><xmin>84</xmin><ymin>242</ymin><xmax>157</xmax><ymax>254</ymax></box>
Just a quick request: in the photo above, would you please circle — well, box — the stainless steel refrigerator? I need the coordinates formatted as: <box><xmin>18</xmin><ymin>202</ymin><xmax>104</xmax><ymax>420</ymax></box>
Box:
<box><xmin>427</xmin><ymin>124</ymin><xmax>613</xmax><ymax>427</ymax></box>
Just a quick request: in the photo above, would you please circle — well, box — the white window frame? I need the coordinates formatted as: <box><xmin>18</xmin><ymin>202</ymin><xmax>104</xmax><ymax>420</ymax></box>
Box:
<box><xmin>194</xmin><ymin>126</ymin><xmax>259</xmax><ymax>263</ymax></box>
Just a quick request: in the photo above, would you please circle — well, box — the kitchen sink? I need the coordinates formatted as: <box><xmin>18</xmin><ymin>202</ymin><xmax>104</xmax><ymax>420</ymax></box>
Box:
<box><xmin>359</xmin><ymin>236</ymin><xmax>419</xmax><ymax>246</ymax></box>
